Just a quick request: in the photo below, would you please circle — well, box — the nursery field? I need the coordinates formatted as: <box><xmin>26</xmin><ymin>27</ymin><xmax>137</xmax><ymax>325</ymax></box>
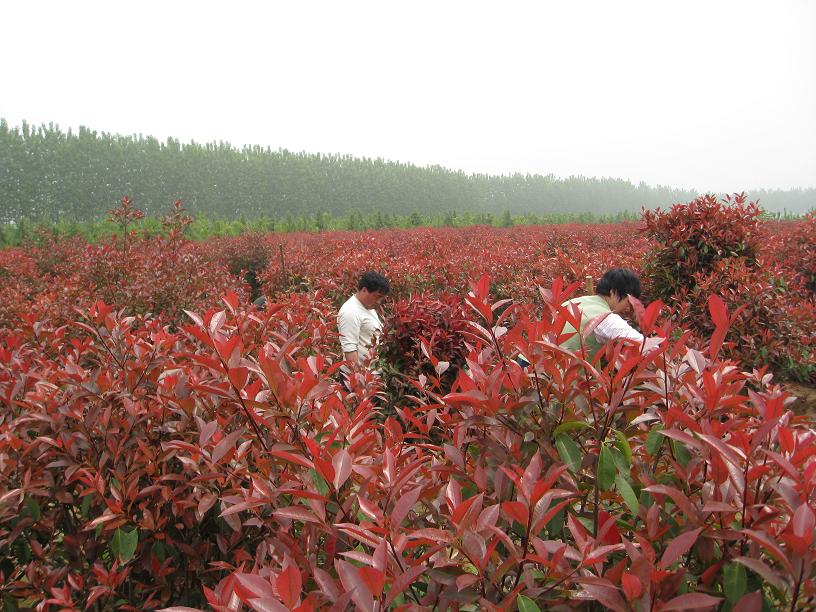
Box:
<box><xmin>0</xmin><ymin>196</ymin><xmax>814</xmax><ymax>610</ymax></box>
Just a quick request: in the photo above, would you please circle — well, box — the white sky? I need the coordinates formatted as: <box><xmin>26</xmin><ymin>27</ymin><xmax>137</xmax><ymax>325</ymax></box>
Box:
<box><xmin>1</xmin><ymin>0</ymin><xmax>814</xmax><ymax>193</ymax></box>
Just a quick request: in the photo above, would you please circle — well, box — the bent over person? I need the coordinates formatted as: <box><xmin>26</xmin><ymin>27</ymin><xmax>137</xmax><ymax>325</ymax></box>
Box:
<box><xmin>559</xmin><ymin>268</ymin><xmax>648</xmax><ymax>355</ymax></box>
<box><xmin>337</xmin><ymin>272</ymin><xmax>391</xmax><ymax>371</ymax></box>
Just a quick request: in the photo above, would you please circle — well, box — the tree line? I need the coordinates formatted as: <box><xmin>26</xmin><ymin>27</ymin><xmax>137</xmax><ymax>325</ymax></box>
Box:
<box><xmin>0</xmin><ymin>209</ymin><xmax>648</xmax><ymax>248</ymax></box>
<box><xmin>1</xmin><ymin>119</ymin><xmax>814</xmax><ymax>225</ymax></box>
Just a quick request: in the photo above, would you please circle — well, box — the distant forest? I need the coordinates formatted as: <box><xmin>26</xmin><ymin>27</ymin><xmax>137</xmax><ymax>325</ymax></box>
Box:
<box><xmin>1</xmin><ymin>119</ymin><xmax>814</xmax><ymax>224</ymax></box>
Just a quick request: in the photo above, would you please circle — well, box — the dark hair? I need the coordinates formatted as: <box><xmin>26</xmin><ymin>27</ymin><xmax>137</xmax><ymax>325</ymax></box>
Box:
<box><xmin>596</xmin><ymin>268</ymin><xmax>641</xmax><ymax>299</ymax></box>
<box><xmin>358</xmin><ymin>271</ymin><xmax>391</xmax><ymax>294</ymax></box>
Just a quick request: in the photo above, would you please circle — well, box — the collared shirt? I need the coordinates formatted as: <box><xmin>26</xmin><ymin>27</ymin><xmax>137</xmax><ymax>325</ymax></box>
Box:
<box><xmin>593</xmin><ymin>312</ymin><xmax>644</xmax><ymax>344</ymax></box>
<box><xmin>337</xmin><ymin>295</ymin><xmax>382</xmax><ymax>364</ymax></box>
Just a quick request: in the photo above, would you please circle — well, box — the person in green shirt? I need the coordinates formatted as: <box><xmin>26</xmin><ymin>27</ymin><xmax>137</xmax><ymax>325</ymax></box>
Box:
<box><xmin>559</xmin><ymin>268</ymin><xmax>647</xmax><ymax>355</ymax></box>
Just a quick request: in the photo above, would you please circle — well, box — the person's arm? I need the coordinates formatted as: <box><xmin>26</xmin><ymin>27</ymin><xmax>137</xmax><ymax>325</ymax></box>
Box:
<box><xmin>593</xmin><ymin>313</ymin><xmax>644</xmax><ymax>344</ymax></box>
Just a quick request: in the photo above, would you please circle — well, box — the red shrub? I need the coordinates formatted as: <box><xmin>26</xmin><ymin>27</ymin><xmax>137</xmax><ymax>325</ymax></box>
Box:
<box><xmin>0</xmin><ymin>221</ymin><xmax>814</xmax><ymax>610</ymax></box>
<box><xmin>642</xmin><ymin>194</ymin><xmax>813</xmax><ymax>382</ymax></box>
<box><xmin>679</xmin><ymin>258</ymin><xmax>816</xmax><ymax>381</ymax></box>
<box><xmin>206</xmin><ymin>233</ymin><xmax>275</xmax><ymax>301</ymax></box>
<box><xmin>0</xmin><ymin>234</ymin><xmax>247</xmax><ymax>329</ymax></box>
<box><xmin>642</xmin><ymin>193</ymin><xmax>762</xmax><ymax>300</ymax></box>
<box><xmin>769</xmin><ymin>212</ymin><xmax>816</xmax><ymax>296</ymax></box>
<box><xmin>378</xmin><ymin>293</ymin><xmax>470</xmax><ymax>395</ymax></box>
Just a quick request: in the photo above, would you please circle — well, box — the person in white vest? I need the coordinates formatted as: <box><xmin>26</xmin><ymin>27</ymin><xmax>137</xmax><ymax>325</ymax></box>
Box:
<box><xmin>337</xmin><ymin>272</ymin><xmax>391</xmax><ymax>375</ymax></box>
<box><xmin>560</xmin><ymin>268</ymin><xmax>648</xmax><ymax>355</ymax></box>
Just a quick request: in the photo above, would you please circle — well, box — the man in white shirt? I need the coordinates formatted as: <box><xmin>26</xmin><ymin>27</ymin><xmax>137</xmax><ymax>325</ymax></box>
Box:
<box><xmin>337</xmin><ymin>272</ymin><xmax>391</xmax><ymax>372</ymax></box>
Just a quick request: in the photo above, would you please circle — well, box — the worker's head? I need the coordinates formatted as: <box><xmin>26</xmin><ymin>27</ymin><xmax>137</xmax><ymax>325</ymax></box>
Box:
<box><xmin>596</xmin><ymin>268</ymin><xmax>641</xmax><ymax>314</ymax></box>
<box><xmin>356</xmin><ymin>271</ymin><xmax>391</xmax><ymax>308</ymax></box>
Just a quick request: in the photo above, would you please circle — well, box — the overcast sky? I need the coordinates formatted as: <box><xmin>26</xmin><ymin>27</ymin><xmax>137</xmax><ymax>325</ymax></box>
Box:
<box><xmin>1</xmin><ymin>0</ymin><xmax>814</xmax><ymax>193</ymax></box>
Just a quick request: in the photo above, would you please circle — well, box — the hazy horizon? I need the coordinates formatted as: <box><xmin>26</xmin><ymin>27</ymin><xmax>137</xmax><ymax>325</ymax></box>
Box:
<box><xmin>4</xmin><ymin>116</ymin><xmax>816</xmax><ymax>198</ymax></box>
<box><xmin>1</xmin><ymin>0</ymin><xmax>814</xmax><ymax>194</ymax></box>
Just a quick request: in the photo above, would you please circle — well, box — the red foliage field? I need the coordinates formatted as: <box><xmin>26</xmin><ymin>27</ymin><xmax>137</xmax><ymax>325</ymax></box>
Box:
<box><xmin>0</xmin><ymin>198</ymin><xmax>814</xmax><ymax>610</ymax></box>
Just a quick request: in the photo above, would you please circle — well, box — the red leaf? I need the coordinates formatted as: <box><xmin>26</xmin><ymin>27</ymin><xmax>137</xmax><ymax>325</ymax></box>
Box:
<box><xmin>451</xmin><ymin>494</ymin><xmax>483</xmax><ymax>527</ymax></box>
<box><xmin>248</xmin><ymin>598</ymin><xmax>288</xmax><ymax>612</ymax></box>
<box><xmin>332</xmin><ymin>448</ymin><xmax>352</xmax><ymax>491</ymax></box>
<box><xmin>621</xmin><ymin>572</ymin><xmax>642</xmax><ymax>601</ymax></box>
<box><xmin>198</xmin><ymin>420</ymin><xmax>218</xmax><ymax>446</ymax></box>
<box><xmin>702</xmin><ymin>501</ymin><xmax>737</xmax><ymax>514</ymax></box>
<box><xmin>209</xmin><ymin>310</ymin><xmax>227</xmax><ymax>336</ymax></box>
<box><xmin>576</xmin><ymin>577</ymin><xmax>628</xmax><ymax>612</ymax></box>
<box><xmin>456</xmin><ymin>574</ymin><xmax>480</xmax><ymax>591</ymax></box>
<box><xmin>276</xmin><ymin>564</ymin><xmax>302</xmax><ymax>609</ymax></box>
<box><xmin>391</xmin><ymin>486</ymin><xmax>422</xmax><ymax>527</ymax></box>
<box><xmin>659</xmin><ymin>527</ymin><xmax>703</xmax><ymax>569</ymax></box>
<box><xmin>707</xmin><ymin>294</ymin><xmax>728</xmax><ymax>327</ymax></box>
<box><xmin>660</xmin><ymin>592</ymin><xmax>722</xmax><ymax>610</ymax></box>
<box><xmin>269</xmin><ymin>450</ymin><xmax>315</xmax><ymax>470</ymax></box>
<box><xmin>234</xmin><ymin>573</ymin><xmax>277</xmax><ymax>599</ymax></box>
<box><xmin>707</xmin><ymin>294</ymin><xmax>729</xmax><ymax>358</ymax></box>
<box><xmin>778</xmin><ymin>427</ymin><xmax>794</xmax><ymax>454</ymax></box>
<box><xmin>741</xmin><ymin>530</ymin><xmax>794</xmax><ymax>574</ymax></box>
<box><xmin>183</xmin><ymin>310</ymin><xmax>204</xmax><ymax>327</ymax></box>
<box><xmin>734</xmin><ymin>556</ymin><xmax>785</xmax><ymax>589</ymax></box>
<box><xmin>212</xmin><ymin>429</ymin><xmax>245</xmax><ymax>464</ymax></box>
<box><xmin>358</xmin><ymin>567</ymin><xmax>385</xmax><ymax>596</ymax></box>
<box><xmin>383</xmin><ymin>565</ymin><xmax>426</xmax><ymax>607</ymax></box>
<box><xmin>194</xmin><ymin>493</ymin><xmax>217</xmax><ymax>522</ymax></box>
<box><xmin>792</xmin><ymin>502</ymin><xmax>815</xmax><ymax>543</ymax></box>
<box><xmin>733</xmin><ymin>591</ymin><xmax>762</xmax><ymax>612</ymax></box>
<box><xmin>335</xmin><ymin>559</ymin><xmax>374</xmax><ymax>612</ymax></box>
<box><xmin>273</xmin><ymin>506</ymin><xmax>320</xmax><ymax>524</ymax></box>
<box><xmin>405</xmin><ymin>528</ymin><xmax>452</xmax><ymax>543</ymax></box>
<box><xmin>228</xmin><ymin>366</ymin><xmax>249</xmax><ymax>390</ymax></box>
<box><xmin>638</xmin><ymin>298</ymin><xmax>663</xmax><ymax>333</ymax></box>
<box><xmin>502</xmin><ymin>501</ymin><xmax>529</xmax><ymax>526</ymax></box>
<box><xmin>643</xmin><ymin>485</ymin><xmax>696</xmax><ymax>519</ymax></box>
<box><xmin>223</xmin><ymin>290</ymin><xmax>240</xmax><ymax>311</ymax></box>
<box><xmin>219</xmin><ymin>499</ymin><xmax>265</xmax><ymax>517</ymax></box>
<box><xmin>583</xmin><ymin>543</ymin><xmax>625</xmax><ymax>566</ymax></box>
<box><xmin>582</xmin><ymin>311</ymin><xmax>612</xmax><ymax>340</ymax></box>
<box><xmin>312</xmin><ymin>567</ymin><xmax>339</xmax><ymax>601</ymax></box>
<box><xmin>629</xmin><ymin>295</ymin><xmax>646</xmax><ymax>324</ymax></box>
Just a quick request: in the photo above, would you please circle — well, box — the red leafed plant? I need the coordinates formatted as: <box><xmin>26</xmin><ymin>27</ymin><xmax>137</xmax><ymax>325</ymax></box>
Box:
<box><xmin>1</xmin><ymin>275</ymin><xmax>813</xmax><ymax>611</ymax></box>
<box><xmin>771</xmin><ymin>211</ymin><xmax>816</xmax><ymax>296</ymax></box>
<box><xmin>378</xmin><ymin>293</ymin><xmax>470</xmax><ymax>397</ymax></box>
<box><xmin>643</xmin><ymin>194</ymin><xmax>814</xmax><ymax>382</ymax></box>
<box><xmin>642</xmin><ymin>192</ymin><xmax>762</xmax><ymax>300</ymax></box>
<box><xmin>0</xmin><ymin>214</ymin><xmax>814</xmax><ymax>610</ymax></box>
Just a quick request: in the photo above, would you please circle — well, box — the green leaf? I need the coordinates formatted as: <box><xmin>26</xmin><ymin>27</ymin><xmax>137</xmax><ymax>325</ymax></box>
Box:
<box><xmin>597</xmin><ymin>444</ymin><xmax>615</xmax><ymax>491</ymax></box>
<box><xmin>310</xmin><ymin>469</ymin><xmax>330</xmax><ymax>497</ymax></box>
<box><xmin>546</xmin><ymin>507</ymin><xmax>565</xmax><ymax>537</ymax></box>
<box><xmin>613</xmin><ymin>429</ymin><xmax>632</xmax><ymax>465</ymax></box>
<box><xmin>151</xmin><ymin>540</ymin><xmax>166</xmax><ymax>563</ymax></box>
<box><xmin>671</xmin><ymin>439</ymin><xmax>691</xmax><ymax>468</ymax></box>
<box><xmin>111</xmin><ymin>529</ymin><xmax>122</xmax><ymax>557</ymax></box>
<box><xmin>724</xmin><ymin>562</ymin><xmax>747</xmax><ymax>603</ymax></box>
<box><xmin>553</xmin><ymin>420</ymin><xmax>591</xmax><ymax>438</ymax></box>
<box><xmin>555</xmin><ymin>434</ymin><xmax>582</xmax><ymax>474</ymax></box>
<box><xmin>611</xmin><ymin>447</ymin><xmax>629</xmax><ymax>475</ymax></box>
<box><xmin>615</xmin><ymin>474</ymin><xmax>639</xmax><ymax>516</ymax></box>
<box><xmin>517</xmin><ymin>594</ymin><xmax>541</xmax><ymax>612</ymax></box>
<box><xmin>646</xmin><ymin>425</ymin><xmax>665</xmax><ymax>455</ymax></box>
<box><xmin>24</xmin><ymin>496</ymin><xmax>41</xmax><ymax>522</ymax></box>
<box><xmin>81</xmin><ymin>494</ymin><xmax>92</xmax><ymax>519</ymax></box>
<box><xmin>111</xmin><ymin>527</ymin><xmax>139</xmax><ymax>563</ymax></box>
